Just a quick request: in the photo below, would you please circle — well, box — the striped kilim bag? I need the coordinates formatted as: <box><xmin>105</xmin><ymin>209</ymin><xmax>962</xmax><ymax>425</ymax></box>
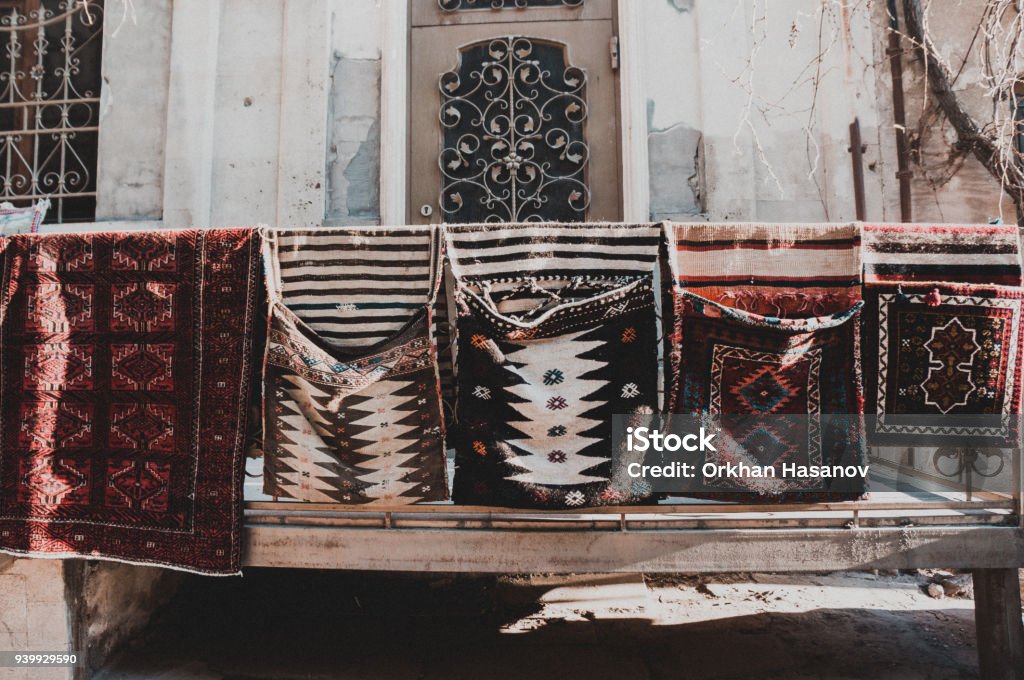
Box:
<box><xmin>271</xmin><ymin>227</ymin><xmax>437</xmax><ymax>348</ymax></box>
<box><xmin>261</xmin><ymin>228</ymin><xmax>448</xmax><ymax>504</ymax></box>
<box><xmin>862</xmin><ymin>223</ymin><xmax>1023</xmax><ymax>286</ymax></box>
<box><xmin>270</xmin><ymin>226</ymin><xmax>456</xmax><ymax>402</ymax></box>
<box><xmin>665</xmin><ymin>223</ymin><xmax>866</xmax><ymax>501</ymax></box>
<box><xmin>669</xmin><ymin>222</ymin><xmax>861</xmax><ymax>317</ymax></box>
<box><xmin>447</xmin><ymin>223</ymin><xmax>661</xmax><ymax>509</ymax></box>
<box><xmin>862</xmin><ymin>223</ymin><xmax>1024</xmax><ymax>446</ymax></box>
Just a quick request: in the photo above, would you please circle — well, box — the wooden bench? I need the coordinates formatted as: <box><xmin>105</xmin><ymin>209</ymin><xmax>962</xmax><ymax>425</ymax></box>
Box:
<box><xmin>242</xmin><ymin>478</ymin><xmax>1024</xmax><ymax>678</ymax></box>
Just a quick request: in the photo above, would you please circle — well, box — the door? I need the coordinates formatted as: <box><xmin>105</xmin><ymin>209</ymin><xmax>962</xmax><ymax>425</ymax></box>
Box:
<box><xmin>408</xmin><ymin>0</ymin><xmax>621</xmax><ymax>224</ymax></box>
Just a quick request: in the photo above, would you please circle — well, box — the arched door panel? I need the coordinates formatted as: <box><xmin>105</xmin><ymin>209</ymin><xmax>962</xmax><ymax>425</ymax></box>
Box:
<box><xmin>409</xmin><ymin>3</ymin><xmax>620</xmax><ymax>223</ymax></box>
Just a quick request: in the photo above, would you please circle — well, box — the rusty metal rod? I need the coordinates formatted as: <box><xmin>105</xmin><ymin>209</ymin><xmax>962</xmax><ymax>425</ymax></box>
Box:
<box><xmin>888</xmin><ymin>0</ymin><xmax>913</xmax><ymax>222</ymax></box>
<box><xmin>849</xmin><ymin>117</ymin><xmax>867</xmax><ymax>220</ymax></box>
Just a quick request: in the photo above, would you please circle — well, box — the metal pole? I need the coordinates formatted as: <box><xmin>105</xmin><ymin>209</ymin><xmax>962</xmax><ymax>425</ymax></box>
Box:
<box><xmin>887</xmin><ymin>0</ymin><xmax>913</xmax><ymax>222</ymax></box>
<box><xmin>849</xmin><ymin>118</ymin><xmax>867</xmax><ymax>221</ymax></box>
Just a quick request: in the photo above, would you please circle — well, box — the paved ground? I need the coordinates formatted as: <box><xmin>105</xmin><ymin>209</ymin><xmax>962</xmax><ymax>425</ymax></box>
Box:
<box><xmin>94</xmin><ymin>569</ymin><xmax>1003</xmax><ymax>680</ymax></box>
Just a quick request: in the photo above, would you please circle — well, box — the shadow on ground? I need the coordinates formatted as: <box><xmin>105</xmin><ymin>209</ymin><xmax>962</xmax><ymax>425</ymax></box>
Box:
<box><xmin>96</xmin><ymin>569</ymin><xmax>980</xmax><ymax>680</ymax></box>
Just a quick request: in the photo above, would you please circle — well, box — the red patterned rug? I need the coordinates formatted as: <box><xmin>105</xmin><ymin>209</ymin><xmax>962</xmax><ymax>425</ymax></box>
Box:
<box><xmin>863</xmin><ymin>283</ymin><xmax>1024</xmax><ymax>447</ymax></box>
<box><xmin>0</xmin><ymin>229</ymin><xmax>260</xmax><ymax>574</ymax></box>
<box><xmin>670</xmin><ymin>293</ymin><xmax>867</xmax><ymax>502</ymax></box>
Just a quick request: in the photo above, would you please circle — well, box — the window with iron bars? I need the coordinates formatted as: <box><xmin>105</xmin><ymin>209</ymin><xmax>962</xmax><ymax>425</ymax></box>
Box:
<box><xmin>0</xmin><ymin>0</ymin><xmax>102</xmax><ymax>224</ymax></box>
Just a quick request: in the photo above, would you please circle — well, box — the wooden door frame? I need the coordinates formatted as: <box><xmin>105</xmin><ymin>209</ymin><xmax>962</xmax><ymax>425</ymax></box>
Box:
<box><xmin>380</xmin><ymin>0</ymin><xmax>649</xmax><ymax>225</ymax></box>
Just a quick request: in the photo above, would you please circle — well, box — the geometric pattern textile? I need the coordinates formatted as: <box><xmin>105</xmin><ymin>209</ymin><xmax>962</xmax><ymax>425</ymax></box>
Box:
<box><xmin>261</xmin><ymin>229</ymin><xmax>448</xmax><ymax>504</ymax></box>
<box><xmin>450</xmin><ymin>277</ymin><xmax>658</xmax><ymax>508</ymax></box>
<box><xmin>862</xmin><ymin>223</ymin><xmax>1023</xmax><ymax>286</ymax></box>
<box><xmin>446</xmin><ymin>224</ymin><xmax>661</xmax><ymax>508</ymax></box>
<box><xmin>664</xmin><ymin>222</ymin><xmax>862</xmax><ymax>414</ymax></box>
<box><xmin>862</xmin><ymin>283</ymin><xmax>1024</xmax><ymax>446</ymax></box>
<box><xmin>670</xmin><ymin>292</ymin><xmax>866</xmax><ymax>501</ymax></box>
<box><xmin>262</xmin><ymin>304</ymin><xmax>448</xmax><ymax>504</ymax></box>
<box><xmin>0</xmin><ymin>229</ymin><xmax>260</xmax><ymax>575</ymax></box>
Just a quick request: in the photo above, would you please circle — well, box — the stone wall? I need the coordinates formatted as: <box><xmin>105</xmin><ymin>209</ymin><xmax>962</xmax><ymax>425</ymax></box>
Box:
<box><xmin>0</xmin><ymin>557</ymin><xmax>183</xmax><ymax>680</ymax></box>
<box><xmin>641</xmin><ymin>1</ymin><xmax>886</xmax><ymax>222</ymax></box>
<box><xmin>0</xmin><ymin>557</ymin><xmax>71</xmax><ymax>680</ymax></box>
<box><xmin>327</xmin><ymin>0</ymin><xmax>383</xmax><ymax>225</ymax></box>
<box><xmin>71</xmin><ymin>563</ymin><xmax>183</xmax><ymax>679</ymax></box>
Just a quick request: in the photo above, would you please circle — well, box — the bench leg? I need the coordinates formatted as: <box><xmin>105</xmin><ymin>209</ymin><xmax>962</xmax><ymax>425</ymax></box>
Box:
<box><xmin>973</xmin><ymin>569</ymin><xmax>1024</xmax><ymax>680</ymax></box>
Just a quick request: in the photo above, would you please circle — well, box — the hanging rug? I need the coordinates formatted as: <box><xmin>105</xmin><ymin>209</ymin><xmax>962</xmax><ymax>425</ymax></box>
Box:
<box><xmin>0</xmin><ymin>228</ymin><xmax>260</xmax><ymax>574</ymax></box>
<box><xmin>261</xmin><ymin>227</ymin><xmax>448</xmax><ymax>504</ymax></box>
<box><xmin>446</xmin><ymin>224</ymin><xmax>661</xmax><ymax>509</ymax></box>
<box><xmin>862</xmin><ymin>283</ymin><xmax>1024</xmax><ymax>447</ymax></box>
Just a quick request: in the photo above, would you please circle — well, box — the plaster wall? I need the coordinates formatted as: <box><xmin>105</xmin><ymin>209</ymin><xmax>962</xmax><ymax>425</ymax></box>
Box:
<box><xmin>89</xmin><ymin>2</ymin><xmax>1004</xmax><ymax>227</ymax></box>
<box><xmin>641</xmin><ymin>0</ymin><xmax>886</xmax><ymax>222</ymax></box>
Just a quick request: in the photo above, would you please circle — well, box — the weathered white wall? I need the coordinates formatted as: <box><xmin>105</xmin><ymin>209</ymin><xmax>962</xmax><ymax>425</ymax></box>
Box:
<box><xmin>95</xmin><ymin>0</ymin><xmax>344</xmax><ymax>230</ymax></box>
<box><xmin>642</xmin><ymin>1</ymin><xmax>886</xmax><ymax>222</ymax></box>
<box><xmin>0</xmin><ymin>557</ymin><xmax>71</xmax><ymax>680</ymax></box>
<box><xmin>327</xmin><ymin>0</ymin><xmax>383</xmax><ymax>225</ymax></box>
<box><xmin>94</xmin><ymin>0</ymin><xmax>171</xmax><ymax>222</ymax></box>
<box><xmin>88</xmin><ymin>1</ymin><xmax>1004</xmax><ymax>228</ymax></box>
<box><xmin>0</xmin><ymin>557</ymin><xmax>180</xmax><ymax>680</ymax></box>
<box><xmin>642</xmin><ymin>0</ymin><xmax>703</xmax><ymax>219</ymax></box>
<box><xmin>160</xmin><ymin>0</ymin><xmax>221</xmax><ymax>229</ymax></box>
<box><xmin>205</xmin><ymin>0</ymin><xmax>377</xmax><ymax>228</ymax></box>
<box><xmin>208</xmin><ymin>0</ymin><xmax>284</xmax><ymax>226</ymax></box>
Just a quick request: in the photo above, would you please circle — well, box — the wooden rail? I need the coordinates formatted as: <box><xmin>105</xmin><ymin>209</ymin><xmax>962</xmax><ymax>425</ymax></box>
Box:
<box><xmin>242</xmin><ymin>524</ymin><xmax>1024</xmax><ymax>572</ymax></box>
<box><xmin>243</xmin><ymin>492</ymin><xmax>1022</xmax><ymax>569</ymax></box>
<box><xmin>245</xmin><ymin>494</ymin><xmax>1015</xmax><ymax>516</ymax></box>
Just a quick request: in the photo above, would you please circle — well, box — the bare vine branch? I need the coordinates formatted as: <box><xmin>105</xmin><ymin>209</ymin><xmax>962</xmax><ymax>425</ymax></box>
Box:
<box><xmin>902</xmin><ymin>0</ymin><xmax>1024</xmax><ymax>223</ymax></box>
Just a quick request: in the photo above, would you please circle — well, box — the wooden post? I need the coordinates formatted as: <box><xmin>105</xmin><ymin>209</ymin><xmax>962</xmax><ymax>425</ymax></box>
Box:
<box><xmin>973</xmin><ymin>569</ymin><xmax>1024</xmax><ymax>680</ymax></box>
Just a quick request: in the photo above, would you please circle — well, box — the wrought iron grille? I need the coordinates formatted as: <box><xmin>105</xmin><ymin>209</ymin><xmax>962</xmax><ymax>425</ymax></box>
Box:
<box><xmin>439</xmin><ymin>37</ymin><xmax>590</xmax><ymax>223</ymax></box>
<box><xmin>439</xmin><ymin>0</ymin><xmax>584</xmax><ymax>11</ymax></box>
<box><xmin>0</xmin><ymin>0</ymin><xmax>103</xmax><ymax>223</ymax></box>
